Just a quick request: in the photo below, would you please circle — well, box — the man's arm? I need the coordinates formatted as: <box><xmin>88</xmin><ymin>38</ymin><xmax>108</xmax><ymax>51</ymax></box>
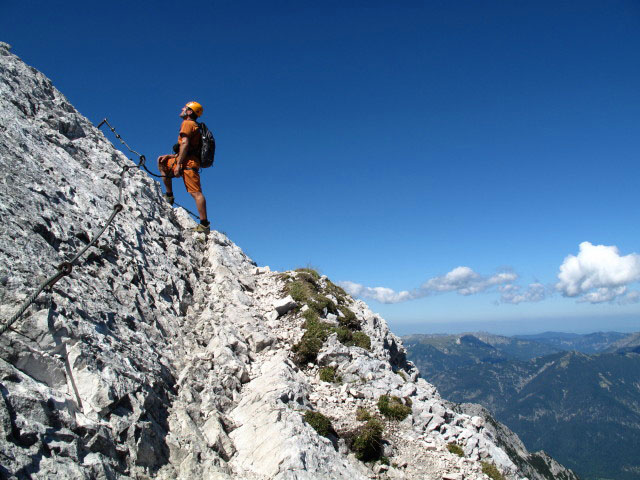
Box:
<box><xmin>174</xmin><ymin>136</ymin><xmax>190</xmax><ymax>175</ymax></box>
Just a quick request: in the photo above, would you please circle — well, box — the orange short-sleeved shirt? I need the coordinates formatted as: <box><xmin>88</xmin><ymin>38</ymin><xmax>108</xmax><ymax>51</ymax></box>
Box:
<box><xmin>178</xmin><ymin>119</ymin><xmax>201</xmax><ymax>165</ymax></box>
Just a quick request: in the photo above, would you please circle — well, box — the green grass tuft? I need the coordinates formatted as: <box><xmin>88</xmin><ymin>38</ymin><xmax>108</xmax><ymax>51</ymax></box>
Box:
<box><xmin>447</xmin><ymin>442</ymin><xmax>464</xmax><ymax>457</ymax></box>
<box><xmin>292</xmin><ymin>316</ymin><xmax>334</xmax><ymax>366</ymax></box>
<box><xmin>309</xmin><ymin>294</ymin><xmax>338</xmax><ymax>315</ymax></box>
<box><xmin>287</xmin><ymin>279</ymin><xmax>314</xmax><ymax>304</ymax></box>
<box><xmin>335</xmin><ymin>326</ymin><xmax>353</xmax><ymax>344</ymax></box>
<box><xmin>324</xmin><ymin>279</ymin><xmax>349</xmax><ymax>304</ymax></box>
<box><xmin>338</xmin><ymin>306</ymin><xmax>360</xmax><ymax>330</ymax></box>
<box><xmin>481</xmin><ymin>461</ymin><xmax>506</xmax><ymax>480</ymax></box>
<box><xmin>302</xmin><ymin>308</ymin><xmax>319</xmax><ymax>324</ymax></box>
<box><xmin>356</xmin><ymin>407</ymin><xmax>371</xmax><ymax>421</ymax></box>
<box><xmin>351</xmin><ymin>331</ymin><xmax>371</xmax><ymax>350</ymax></box>
<box><xmin>303</xmin><ymin>316</ymin><xmax>333</xmax><ymax>339</ymax></box>
<box><xmin>377</xmin><ymin>395</ymin><xmax>412</xmax><ymax>421</ymax></box>
<box><xmin>319</xmin><ymin>366</ymin><xmax>342</xmax><ymax>383</ymax></box>
<box><xmin>350</xmin><ymin>418</ymin><xmax>384</xmax><ymax>462</ymax></box>
<box><xmin>334</xmin><ymin>327</ymin><xmax>371</xmax><ymax>350</ymax></box>
<box><xmin>286</xmin><ymin>271</ymin><xmax>368</xmax><ymax>366</ymax></box>
<box><xmin>295</xmin><ymin>267</ymin><xmax>321</xmax><ymax>280</ymax></box>
<box><xmin>304</xmin><ymin>411</ymin><xmax>336</xmax><ymax>438</ymax></box>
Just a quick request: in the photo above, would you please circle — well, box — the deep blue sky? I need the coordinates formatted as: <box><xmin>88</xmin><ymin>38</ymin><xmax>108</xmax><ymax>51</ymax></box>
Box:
<box><xmin>3</xmin><ymin>1</ymin><xmax>639</xmax><ymax>335</ymax></box>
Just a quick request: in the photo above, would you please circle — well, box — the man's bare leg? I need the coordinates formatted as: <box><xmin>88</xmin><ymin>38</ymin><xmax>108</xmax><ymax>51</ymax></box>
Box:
<box><xmin>190</xmin><ymin>191</ymin><xmax>208</xmax><ymax>222</ymax></box>
<box><xmin>157</xmin><ymin>156</ymin><xmax>174</xmax><ymax>195</ymax></box>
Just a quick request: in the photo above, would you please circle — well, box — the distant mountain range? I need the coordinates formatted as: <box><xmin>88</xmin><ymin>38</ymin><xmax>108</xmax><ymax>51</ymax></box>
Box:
<box><xmin>403</xmin><ymin>331</ymin><xmax>640</xmax><ymax>480</ymax></box>
<box><xmin>512</xmin><ymin>331</ymin><xmax>632</xmax><ymax>355</ymax></box>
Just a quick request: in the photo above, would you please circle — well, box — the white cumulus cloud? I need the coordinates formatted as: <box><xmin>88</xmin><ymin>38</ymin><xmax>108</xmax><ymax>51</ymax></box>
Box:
<box><xmin>339</xmin><ymin>281</ymin><xmax>412</xmax><ymax>303</ymax></box>
<box><xmin>340</xmin><ymin>267</ymin><xmax>518</xmax><ymax>304</ymax></box>
<box><xmin>341</xmin><ymin>242</ymin><xmax>640</xmax><ymax>306</ymax></box>
<box><xmin>499</xmin><ymin>283</ymin><xmax>548</xmax><ymax>304</ymax></box>
<box><xmin>556</xmin><ymin>241</ymin><xmax>640</xmax><ymax>303</ymax></box>
<box><xmin>421</xmin><ymin>267</ymin><xmax>518</xmax><ymax>295</ymax></box>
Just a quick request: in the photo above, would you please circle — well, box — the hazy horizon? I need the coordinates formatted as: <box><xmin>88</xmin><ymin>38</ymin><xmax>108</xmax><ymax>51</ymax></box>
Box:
<box><xmin>391</xmin><ymin>314</ymin><xmax>640</xmax><ymax>337</ymax></box>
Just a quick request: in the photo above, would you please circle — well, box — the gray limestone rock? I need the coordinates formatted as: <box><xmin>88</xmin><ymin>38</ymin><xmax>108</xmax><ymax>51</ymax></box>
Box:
<box><xmin>317</xmin><ymin>334</ymin><xmax>352</xmax><ymax>367</ymax></box>
<box><xmin>273</xmin><ymin>295</ymin><xmax>297</xmax><ymax>316</ymax></box>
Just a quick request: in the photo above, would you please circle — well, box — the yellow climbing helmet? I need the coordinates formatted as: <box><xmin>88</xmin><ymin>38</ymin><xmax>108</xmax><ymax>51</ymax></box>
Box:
<box><xmin>185</xmin><ymin>101</ymin><xmax>203</xmax><ymax>117</ymax></box>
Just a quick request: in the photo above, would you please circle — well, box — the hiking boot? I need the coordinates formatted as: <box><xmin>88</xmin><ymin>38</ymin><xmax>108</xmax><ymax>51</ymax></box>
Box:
<box><xmin>163</xmin><ymin>193</ymin><xmax>174</xmax><ymax>205</ymax></box>
<box><xmin>191</xmin><ymin>223</ymin><xmax>210</xmax><ymax>234</ymax></box>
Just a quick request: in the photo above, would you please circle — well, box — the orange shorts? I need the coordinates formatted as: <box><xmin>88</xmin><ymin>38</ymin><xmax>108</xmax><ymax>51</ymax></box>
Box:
<box><xmin>160</xmin><ymin>156</ymin><xmax>202</xmax><ymax>193</ymax></box>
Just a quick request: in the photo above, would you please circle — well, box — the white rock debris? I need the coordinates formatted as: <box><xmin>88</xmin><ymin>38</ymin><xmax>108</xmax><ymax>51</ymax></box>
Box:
<box><xmin>0</xmin><ymin>42</ymin><xmax>576</xmax><ymax>480</ymax></box>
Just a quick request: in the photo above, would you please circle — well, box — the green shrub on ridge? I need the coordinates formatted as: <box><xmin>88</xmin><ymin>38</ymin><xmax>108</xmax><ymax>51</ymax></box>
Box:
<box><xmin>324</xmin><ymin>278</ymin><xmax>349</xmax><ymax>304</ymax></box>
<box><xmin>304</xmin><ymin>411</ymin><xmax>336</xmax><ymax>438</ymax></box>
<box><xmin>335</xmin><ymin>327</ymin><xmax>371</xmax><ymax>351</ymax></box>
<box><xmin>351</xmin><ymin>331</ymin><xmax>371</xmax><ymax>350</ymax></box>
<box><xmin>338</xmin><ymin>306</ymin><xmax>360</xmax><ymax>330</ymax></box>
<box><xmin>287</xmin><ymin>279</ymin><xmax>314</xmax><ymax>304</ymax></box>
<box><xmin>447</xmin><ymin>442</ymin><xmax>464</xmax><ymax>457</ymax></box>
<box><xmin>309</xmin><ymin>294</ymin><xmax>338</xmax><ymax>315</ymax></box>
<box><xmin>295</xmin><ymin>267</ymin><xmax>321</xmax><ymax>280</ymax></box>
<box><xmin>481</xmin><ymin>462</ymin><xmax>505</xmax><ymax>480</ymax></box>
<box><xmin>350</xmin><ymin>418</ymin><xmax>384</xmax><ymax>461</ymax></box>
<box><xmin>356</xmin><ymin>407</ymin><xmax>371</xmax><ymax>421</ymax></box>
<box><xmin>377</xmin><ymin>395</ymin><xmax>412</xmax><ymax>421</ymax></box>
<box><xmin>292</xmin><ymin>315</ymin><xmax>334</xmax><ymax>366</ymax></box>
<box><xmin>286</xmin><ymin>270</ymin><xmax>369</xmax><ymax>366</ymax></box>
<box><xmin>319</xmin><ymin>366</ymin><xmax>341</xmax><ymax>383</ymax></box>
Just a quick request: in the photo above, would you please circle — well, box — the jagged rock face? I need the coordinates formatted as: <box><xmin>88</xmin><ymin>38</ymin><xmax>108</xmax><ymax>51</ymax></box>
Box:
<box><xmin>454</xmin><ymin>404</ymin><xmax>580</xmax><ymax>480</ymax></box>
<box><xmin>0</xmin><ymin>41</ymin><xmax>203</xmax><ymax>478</ymax></box>
<box><xmin>0</xmin><ymin>42</ymin><xmax>578</xmax><ymax>480</ymax></box>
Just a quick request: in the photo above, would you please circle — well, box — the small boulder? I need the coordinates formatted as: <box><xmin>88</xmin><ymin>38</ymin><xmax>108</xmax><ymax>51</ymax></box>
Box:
<box><xmin>202</xmin><ymin>416</ymin><xmax>236</xmax><ymax>460</ymax></box>
<box><xmin>426</xmin><ymin>415</ymin><xmax>445</xmax><ymax>432</ymax></box>
<box><xmin>273</xmin><ymin>295</ymin><xmax>297</xmax><ymax>316</ymax></box>
<box><xmin>442</xmin><ymin>473</ymin><xmax>463</xmax><ymax>480</ymax></box>
<box><xmin>249</xmin><ymin>331</ymin><xmax>276</xmax><ymax>352</ymax></box>
<box><xmin>471</xmin><ymin>416</ymin><xmax>485</xmax><ymax>429</ymax></box>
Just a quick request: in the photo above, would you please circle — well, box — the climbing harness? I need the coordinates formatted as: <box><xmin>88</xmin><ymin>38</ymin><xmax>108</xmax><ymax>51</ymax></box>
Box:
<box><xmin>0</xmin><ymin>118</ymin><xmax>198</xmax><ymax>336</ymax></box>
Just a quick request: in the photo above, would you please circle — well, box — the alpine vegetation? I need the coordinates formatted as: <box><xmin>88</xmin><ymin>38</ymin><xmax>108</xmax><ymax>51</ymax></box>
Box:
<box><xmin>0</xmin><ymin>42</ymin><xmax>578</xmax><ymax>479</ymax></box>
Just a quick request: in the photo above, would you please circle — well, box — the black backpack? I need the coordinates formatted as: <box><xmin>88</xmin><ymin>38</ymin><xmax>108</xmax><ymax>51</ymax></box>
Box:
<box><xmin>197</xmin><ymin>122</ymin><xmax>216</xmax><ymax>168</ymax></box>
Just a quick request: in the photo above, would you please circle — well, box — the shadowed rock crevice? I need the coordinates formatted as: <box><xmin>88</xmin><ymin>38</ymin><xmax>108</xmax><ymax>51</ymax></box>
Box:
<box><xmin>32</xmin><ymin>223</ymin><xmax>60</xmax><ymax>251</ymax></box>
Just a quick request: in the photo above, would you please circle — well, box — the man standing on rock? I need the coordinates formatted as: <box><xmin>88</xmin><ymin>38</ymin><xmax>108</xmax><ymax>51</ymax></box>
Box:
<box><xmin>158</xmin><ymin>101</ymin><xmax>210</xmax><ymax>233</ymax></box>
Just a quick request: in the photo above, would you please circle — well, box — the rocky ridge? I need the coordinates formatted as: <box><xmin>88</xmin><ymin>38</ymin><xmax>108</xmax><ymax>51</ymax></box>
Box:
<box><xmin>0</xmin><ymin>42</ymin><xmax>577</xmax><ymax>479</ymax></box>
